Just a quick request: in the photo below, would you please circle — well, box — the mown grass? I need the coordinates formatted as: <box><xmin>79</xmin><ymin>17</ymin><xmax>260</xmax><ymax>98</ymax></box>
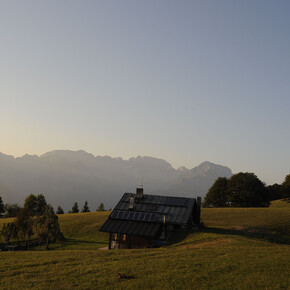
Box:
<box><xmin>0</xmin><ymin>236</ymin><xmax>288</xmax><ymax>289</ymax></box>
<box><xmin>0</xmin><ymin>204</ymin><xmax>289</xmax><ymax>289</ymax></box>
<box><xmin>55</xmin><ymin>211</ymin><xmax>109</xmax><ymax>249</ymax></box>
<box><xmin>201</xmin><ymin>207</ymin><xmax>290</xmax><ymax>243</ymax></box>
<box><xmin>270</xmin><ymin>199</ymin><xmax>290</xmax><ymax>208</ymax></box>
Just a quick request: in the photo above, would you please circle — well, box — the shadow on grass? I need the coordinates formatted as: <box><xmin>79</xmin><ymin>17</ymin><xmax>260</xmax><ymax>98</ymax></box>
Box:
<box><xmin>168</xmin><ymin>225</ymin><xmax>290</xmax><ymax>246</ymax></box>
<box><xmin>65</xmin><ymin>238</ymin><xmax>106</xmax><ymax>244</ymax></box>
<box><xmin>200</xmin><ymin>226</ymin><xmax>290</xmax><ymax>245</ymax></box>
<box><xmin>48</xmin><ymin>238</ymin><xmax>107</xmax><ymax>250</ymax></box>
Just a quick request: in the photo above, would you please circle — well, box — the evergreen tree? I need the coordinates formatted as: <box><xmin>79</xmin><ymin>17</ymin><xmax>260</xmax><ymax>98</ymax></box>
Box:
<box><xmin>81</xmin><ymin>201</ymin><xmax>90</xmax><ymax>213</ymax></box>
<box><xmin>56</xmin><ymin>206</ymin><xmax>64</xmax><ymax>214</ymax></box>
<box><xmin>71</xmin><ymin>202</ymin><xmax>79</xmax><ymax>213</ymax></box>
<box><xmin>97</xmin><ymin>202</ymin><xmax>105</xmax><ymax>211</ymax></box>
<box><xmin>0</xmin><ymin>197</ymin><xmax>4</xmax><ymax>217</ymax></box>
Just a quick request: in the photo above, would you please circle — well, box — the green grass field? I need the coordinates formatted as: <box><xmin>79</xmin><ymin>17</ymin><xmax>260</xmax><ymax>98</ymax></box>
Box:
<box><xmin>0</xmin><ymin>203</ymin><xmax>289</xmax><ymax>289</ymax></box>
<box><xmin>270</xmin><ymin>199</ymin><xmax>290</xmax><ymax>208</ymax></box>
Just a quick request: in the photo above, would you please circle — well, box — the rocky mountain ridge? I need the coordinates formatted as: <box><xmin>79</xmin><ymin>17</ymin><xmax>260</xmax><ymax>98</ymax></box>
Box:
<box><xmin>0</xmin><ymin>150</ymin><xmax>232</xmax><ymax>211</ymax></box>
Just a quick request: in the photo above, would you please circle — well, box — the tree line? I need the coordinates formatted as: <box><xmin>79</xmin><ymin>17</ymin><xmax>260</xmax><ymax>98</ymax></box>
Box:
<box><xmin>65</xmin><ymin>201</ymin><xmax>105</xmax><ymax>214</ymax></box>
<box><xmin>203</xmin><ymin>172</ymin><xmax>290</xmax><ymax>208</ymax></box>
<box><xmin>0</xmin><ymin>194</ymin><xmax>64</xmax><ymax>250</ymax></box>
<box><xmin>0</xmin><ymin>197</ymin><xmax>106</xmax><ymax>218</ymax></box>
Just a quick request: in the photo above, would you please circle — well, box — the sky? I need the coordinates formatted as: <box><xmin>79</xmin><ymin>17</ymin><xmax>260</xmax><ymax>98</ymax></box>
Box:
<box><xmin>0</xmin><ymin>0</ymin><xmax>289</xmax><ymax>185</ymax></box>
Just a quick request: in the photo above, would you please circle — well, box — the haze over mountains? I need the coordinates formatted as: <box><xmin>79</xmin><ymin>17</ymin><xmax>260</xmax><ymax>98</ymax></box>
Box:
<box><xmin>0</xmin><ymin>150</ymin><xmax>232</xmax><ymax>211</ymax></box>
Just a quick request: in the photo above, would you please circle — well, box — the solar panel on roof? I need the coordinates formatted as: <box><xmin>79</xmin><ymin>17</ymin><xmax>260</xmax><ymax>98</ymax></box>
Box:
<box><xmin>110</xmin><ymin>210</ymin><xmax>158</xmax><ymax>222</ymax></box>
<box><xmin>117</xmin><ymin>211</ymin><xmax>124</xmax><ymax>219</ymax></box>
<box><xmin>111</xmin><ymin>211</ymin><xmax>118</xmax><ymax>218</ymax></box>
<box><xmin>134</xmin><ymin>212</ymin><xmax>141</xmax><ymax>220</ymax></box>
<box><xmin>149</xmin><ymin>213</ymin><xmax>156</xmax><ymax>222</ymax></box>
<box><xmin>164</xmin><ymin>197</ymin><xmax>186</xmax><ymax>206</ymax></box>
<box><xmin>139</xmin><ymin>212</ymin><xmax>145</xmax><ymax>221</ymax></box>
<box><xmin>123</xmin><ymin>212</ymin><xmax>129</xmax><ymax>219</ymax></box>
<box><xmin>143</xmin><ymin>213</ymin><xmax>149</xmax><ymax>221</ymax></box>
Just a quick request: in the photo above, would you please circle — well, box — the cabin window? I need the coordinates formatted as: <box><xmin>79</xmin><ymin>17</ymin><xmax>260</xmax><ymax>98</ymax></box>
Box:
<box><xmin>123</xmin><ymin>234</ymin><xmax>126</xmax><ymax>241</ymax></box>
<box><xmin>114</xmin><ymin>233</ymin><xmax>118</xmax><ymax>240</ymax></box>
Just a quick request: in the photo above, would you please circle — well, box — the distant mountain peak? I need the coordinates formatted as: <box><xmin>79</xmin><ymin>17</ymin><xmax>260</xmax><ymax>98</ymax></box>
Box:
<box><xmin>177</xmin><ymin>166</ymin><xmax>189</xmax><ymax>172</ymax></box>
<box><xmin>189</xmin><ymin>161</ymin><xmax>233</xmax><ymax>178</ymax></box>
<box><xmin>40</xmin><ymin>150</ymin><xmax>95</xmax><ymax>163</ymax></box>
<box><xmin>0</xmin><ymin>150</ymin><xmax>233</xmax><ymax>209</ymax></box>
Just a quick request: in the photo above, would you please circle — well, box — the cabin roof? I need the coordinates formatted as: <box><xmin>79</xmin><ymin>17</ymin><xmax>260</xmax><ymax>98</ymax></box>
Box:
<box><xmin>100</xmin><ymin>193</ymin><xmax>197</xmax><ymax>237</ymax></box>
<box><xmin>99</xmin><ymin>219</ymin><xmax>161</xmax><ymax>237</ymax></box>
<box><xmin>115</xmin><ymin>193</ymin><xmax>195</xmax><ymax>225</ymax></box>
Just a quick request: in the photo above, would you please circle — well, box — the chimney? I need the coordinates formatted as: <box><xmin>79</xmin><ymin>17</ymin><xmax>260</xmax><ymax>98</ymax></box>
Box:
<box><xmin>136</xmin><ymin>187</ymin><xmax>143</xmax><ymax>199</ymax></box>
<box><xmin>197</xmin><ymin>196</ymin><xmax>201</xmax><ymax>208</ymax></box>
<box><xmin>129</xmin><ymin>195</ymin><xmax>135</xmax><ymax>210</ymax></box>
<box><xmin>194</xmin><ymin>196</ymin><xmax>201</xmax><ymax>226</ymax></box>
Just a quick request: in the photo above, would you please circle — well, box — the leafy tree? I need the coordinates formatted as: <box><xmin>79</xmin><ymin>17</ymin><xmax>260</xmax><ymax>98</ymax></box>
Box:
<box><xmin>24</xmin><ymin>194</ymin><xmax>47</xmax><ymax>216</ymax></box>
<box><xmin>81</xmin><ymin>201</ymin><xmax>90</xmax><ymax>213</ymax></box>
<box><xmin>35</xmin><ymin>194</ymin><xmax>47</xmax><ymax>215</ymax></box>
<box><xmin>0</xmin><ymin>197</ymin><xmax>4</xmax><ymax>217</ymax></box>
<box><xmin>71</xmin><ymin>202</ymin><xmax>79</xmax><ymax>213</ymax></box>
<box><xmin>227</xmin><ymin>172</ymin><xmax>269</xmax><ymax>207</ymax></box>
<box><xmin>266</xmin><ymin>183</ymin><xmax>282</xmax><ymax>201</ymax></box>
<box><xmin>56</xmin><ymin>206</ymin><xmax>64</xmax><ymax>214</ymax></box>
<box><xmin>281</xmin><ymin>174</ymin><xmax>290</xmax><ymax>200</ymax></box>
<box><xmin>34</xmin><ymin>205</ymin><xmax>64</xmax><ymax>249</ymax></box>
<box><xmin>0</xmin><ymin>223</ymin><xmax>18</xmax><ymax>247</ymax></box>
<box><xmin>24</xmin><ymin>194</ymin><xmax>38</xmax><ymax>215</ymax></box>
<box><xmin>4</xmin><ymin>203</ymin><xmax>20</xmax><ymax>217</ymax></box>
<box><xmin>203</xmin><ymin>177</ymin><xmax>229</xmax><ymax>207</ymax></box>
<box><xmin>97</xmin><ymin>202</ymin><xmax>105</xmax><ymax>211</ymax></box>
<box><xmin>14</xmin><ymin>208</ymin><xmax>34</xmax><ymax>241</ymax></box>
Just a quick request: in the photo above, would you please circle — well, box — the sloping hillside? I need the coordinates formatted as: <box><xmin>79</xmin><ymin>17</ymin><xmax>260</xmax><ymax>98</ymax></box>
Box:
<box><xmin>0</xmin><ymin>207</ymin><xmax>289</xmax><ymax>289</ymax></box>
<box><xmin>270</xmin><ymin>199</ymin><xmax>290</xmax><ymax>208</ymax></box>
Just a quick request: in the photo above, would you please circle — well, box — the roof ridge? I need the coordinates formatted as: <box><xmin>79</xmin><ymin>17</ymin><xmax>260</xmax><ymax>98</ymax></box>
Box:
<box><xmin>123</xmin><ymin>192</ymin><xmax>196</xmax><ymax>200</ymax></box>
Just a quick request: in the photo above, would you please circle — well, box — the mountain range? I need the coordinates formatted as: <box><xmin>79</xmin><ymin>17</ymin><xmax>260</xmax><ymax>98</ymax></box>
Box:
<box><xmin>0</xmin><ymin>150</ymin><xmax>232</xmax><ymax>211</ymax></box>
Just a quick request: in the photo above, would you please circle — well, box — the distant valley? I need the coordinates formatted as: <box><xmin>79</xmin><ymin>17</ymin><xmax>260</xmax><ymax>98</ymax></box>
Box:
<box><xmin>0</xmin><ymin>150</ymin><xmax>232</xmax><ymax>211</ymax></box>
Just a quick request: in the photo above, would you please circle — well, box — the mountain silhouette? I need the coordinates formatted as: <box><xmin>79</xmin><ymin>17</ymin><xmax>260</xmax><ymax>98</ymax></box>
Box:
<box><xmin>0</xmin><ymin>150</ymin><xmax>232</xmax><ymax>211</ymax></box>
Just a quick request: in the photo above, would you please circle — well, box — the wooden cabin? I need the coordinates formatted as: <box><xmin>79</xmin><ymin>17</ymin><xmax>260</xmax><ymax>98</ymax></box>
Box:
<box><xmin>99</xmin><ymin>188</ymin><xmax>201</xmax><ymax>249</ymax></box>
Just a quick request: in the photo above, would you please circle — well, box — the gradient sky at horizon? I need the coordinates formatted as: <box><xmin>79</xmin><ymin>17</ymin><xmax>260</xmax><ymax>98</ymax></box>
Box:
<box><xmin>0</xmin><ymin>0</ymin><xmax>289</xmax><ymax>185</ymax></box>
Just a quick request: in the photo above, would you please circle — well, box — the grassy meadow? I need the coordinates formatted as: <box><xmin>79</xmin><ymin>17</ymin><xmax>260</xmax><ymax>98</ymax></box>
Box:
<box><xmin>0</xmin><ymin>201</ymin><xmax>289</xmax><ymax>289</ymax></box>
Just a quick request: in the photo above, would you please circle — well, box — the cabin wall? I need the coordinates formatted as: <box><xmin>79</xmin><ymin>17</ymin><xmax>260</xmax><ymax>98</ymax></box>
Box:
<box><xmin>109</xmin><ymin>233</ymin><xmax>152</xmax><ymax>249</ymax></box>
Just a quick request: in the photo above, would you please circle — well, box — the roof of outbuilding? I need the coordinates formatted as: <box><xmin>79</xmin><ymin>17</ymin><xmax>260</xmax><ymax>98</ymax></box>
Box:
<box><xmin>99</xmin><ymin>193</ymin><xmax>196</xmax><ymax>236</ymax></box>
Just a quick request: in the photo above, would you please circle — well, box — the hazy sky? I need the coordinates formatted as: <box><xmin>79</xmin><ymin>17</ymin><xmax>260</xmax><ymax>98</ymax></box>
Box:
<box><xmin>0</xmin><ymin>1</ymin><xmax>289</xmax><ymax>185</ymax></box>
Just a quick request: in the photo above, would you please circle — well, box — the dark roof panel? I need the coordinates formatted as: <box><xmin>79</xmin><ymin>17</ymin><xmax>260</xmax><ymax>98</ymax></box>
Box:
<box><xmin>112</xmin><ymin>193</ymin><xmax>196</xmax><ymax>225</ymax></box>
<box><xmin>164</xmin><ymin>197</ymin><xmax>187</xmax><ymax>206</ymax></box>
<box><xmin>100</xmin><ymin>219</ymin><xmax>161</xmax><ymax>238</ymax></box>
<box><xmin>100</xmin><ymin>192</ymin><xmax>198</xmax><ymax>237</ymax></box>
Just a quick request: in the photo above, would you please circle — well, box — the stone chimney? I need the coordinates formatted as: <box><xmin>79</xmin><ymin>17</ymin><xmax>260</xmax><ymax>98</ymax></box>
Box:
<box><xmin>129</xmin><ymin>195</ymin><xmax>135</xmax><ymax>210</ymax></box>
<box><xmin>136</xmin><ymin>187</ymin><xmax>143</xmax><ymax>199</ymax></box>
